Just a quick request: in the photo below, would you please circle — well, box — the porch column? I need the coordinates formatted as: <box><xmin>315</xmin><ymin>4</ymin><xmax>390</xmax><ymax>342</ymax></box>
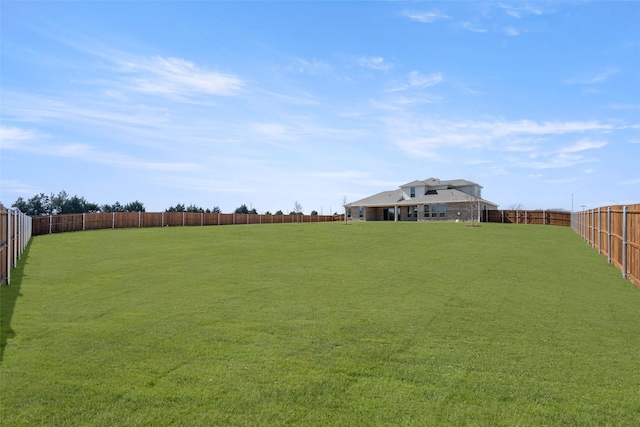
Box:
<box><xmin>394</xmin><ymin>205</ymin><xmax>398</xmax><ymax>222</ymax></box>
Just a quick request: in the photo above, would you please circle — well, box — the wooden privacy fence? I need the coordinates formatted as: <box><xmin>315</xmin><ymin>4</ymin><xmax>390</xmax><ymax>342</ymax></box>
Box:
<box><xmin>0</xmin><ymin>207</ymin><xmax>33</xmax><ymax>286</ymax></box>
<box><xmin>31</xmin><ymin>212</ymin><xmax>344</xmax><ymax>236</ymax></box>
<box><xmin>572</xmin><ymin>204</ymin><xmax>640</xmax><ymax>288</ymax></box>
<box><xmin>484</xmin><ymin>209</ymin><xmax>571</xmax><ymax>227</ymax></box>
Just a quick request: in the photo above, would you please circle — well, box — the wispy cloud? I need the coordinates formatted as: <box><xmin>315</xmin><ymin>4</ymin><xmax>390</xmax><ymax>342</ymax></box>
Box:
<box><xmin>0</xmin><ymin>125</ymin><xmax>46</xmax><ymax>149</ymax></box>
<box><xmin>499</xmin><ymin>3</ymin><xmax>545</xmax><ymax>18</ymax></box>
<box><xmin>565</xmin><ymin>68</ymin><xmax>618</xmax><ymax>85</ymax></box>
<box><xmin>115</xmin><ymin>55</ymin><xmax>243</xmax><ymax>99</ymax></box>
<box><xmin>357</xmin><ymin>56</ymin><xmax>393</xmax><ymax>71</ymax></box>
<box><xmin>401</xmin><ymin>10</ymin><xmax>450</xmax><ymax>23</ymax></box>
<box><xmin>1</xmin><ymin>126</ymin><xmax>198</xmax><ymax>172</ymax></box>
<box><xmin>386</xmin><ymin>117</ymin><xmax>614</xmax><ymax>170</ymax></box>
<box><xmin>504</xmin><ymin>26</ymin><xmax>520</xmax><ymax>36</ymax></box>
<box><xmin>459</xmin><ymin>21</ymin><xmax>488</xmax><ymax>33</ymax></box>
<box><xmin>284</xmin><ymin>58</ymin><xmax>331</xmax><ymax>74</ymax></box>
<box><xmin>556</xmin><ymin>139</ymin><xmax>607</xmax><ymax>153</ymax></box>
<box><xmin>388</xmin><ymin>71</ymin><xmax>443</xmax><ymax>92</ymax></box>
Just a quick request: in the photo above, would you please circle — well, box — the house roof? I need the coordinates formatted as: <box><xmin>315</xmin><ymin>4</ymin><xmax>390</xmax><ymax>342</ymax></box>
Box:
<box><xmin>400</xmin><ymin>178</ymin><xmax>481</xmax><ymax>188</ymax></box>
<box><xmin>345</xmin><ymin>178</ymin><xmax>498</xmax><ymax>208</ymax></box>
<box><xmin>347</xmin><ymin>189</ymin><xmax>497</xmax><ymax>208</ymax></box>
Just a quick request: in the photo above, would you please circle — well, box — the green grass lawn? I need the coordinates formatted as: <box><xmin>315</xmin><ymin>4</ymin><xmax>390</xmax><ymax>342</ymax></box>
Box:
<box><xmin>1</xmin><ymin>222</ymin><xmax>639</xmax><ymax>426</ymax></box>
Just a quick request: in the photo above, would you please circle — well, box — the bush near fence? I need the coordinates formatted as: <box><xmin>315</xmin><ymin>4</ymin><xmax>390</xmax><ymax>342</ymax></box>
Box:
<box><xmin>31</xmin><ymin>212</ymin><xmax>343</xmax><ymax>236</ymax></box>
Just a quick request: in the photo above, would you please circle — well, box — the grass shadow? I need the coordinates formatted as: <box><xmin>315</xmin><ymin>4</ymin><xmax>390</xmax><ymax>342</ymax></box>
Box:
<box><xmin>0</xmin><ymin>242</ymin><xmax>31</xmax><ymax>362</ymax></box>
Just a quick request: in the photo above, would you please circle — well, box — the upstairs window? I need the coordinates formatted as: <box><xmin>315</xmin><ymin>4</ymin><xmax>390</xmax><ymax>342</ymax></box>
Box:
<box><xmin>410</xmin><ymin>187</ymin><xmax>416</xmax><ymax>198</ymax></box>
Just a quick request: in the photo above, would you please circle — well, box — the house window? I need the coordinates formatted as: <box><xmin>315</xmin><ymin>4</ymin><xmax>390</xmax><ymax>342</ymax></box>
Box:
<box><xmin>359</xmin><ymin>207</ymin><xmax>364</xmax><ymax>219</ymax></box>
<box><xmin>424</xmin><ymin>205</ymin><xmax>430</xmax><ymax>217</ymax></box>
<box><xmin>347</xmin><ymin>208</ymin><xmax>352</xmax><ymax>218</ymax></box>
<box><xmin>408</xmin><ymin>206</ymin><xmax>413</xmax><ymax>218</ymax></box>
<box><xmin>439</xmin><ymin>204</ymin><xmax>446</xmax><ymax>218</ymax></box>
<box><xmin>410</xmin><ymin>187</ymin><xmax>416</xmax><ymax>198</ymax></box>
<box><xmin>432</xmin><ymin>204</ymin><xmax>438</xmax><ymax>217</ymax></box>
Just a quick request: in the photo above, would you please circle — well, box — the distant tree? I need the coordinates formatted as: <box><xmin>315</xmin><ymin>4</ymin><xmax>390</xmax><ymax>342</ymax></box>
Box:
<box><xmin>275</xmin><ymin>210</ymin><xmax>283</xmax><ymax>215</ymax></box>
<box><xmin>293</xmin><ymin>201</ymin><xmax>303</xmax><ymax>214</ymax></box>
<box><xmin>264</xmin><ymin>211</ymin><xmax>272</xmax><ymax>215</ymax></box>
<box><xmin>234</xmin><ymin>204</ymin><xmax>249</xmax><ymax>214</ymax></box>
<box><xmin>508</xmin><ymin>203</ymin><xmax>525</xmax><ymax>211</ymax></box>
<box><xmin>249</xmin><ymin>207</ymin><xmax>258</xmax><ymax>214</ymax></box>
<box><xmin>211</xmin><ymin>206</ymin><xmax>221</xmax><ymax>214</ymax></box>
<box><xmin>186</xmin><ymin>204</ymin><xmax>204</xmax><ymax>213</ymax></box>
<box><xmin>467</xmin><ymin>186</ymin><xmax>482</xmax><ymax>227</ymax></box>
<box><xmin>49</xmin><ymin>191</ymin><xmax>99</xmax><ymax>214</ymax></box>
<box><xmin>311</xmin><ymin>210</ymin><xmax>318</xmax><ymax>215</ymax></box>
<box><xmin>12</xmin><ymin>193</ymin><xmax>51</xmax><ymax>216</ymax></box>
<box><xmin>166</xmin><ymin>203</ymin><xmax>186</xmax><ymax>212</ymax></box>
<box><xmin>101</xmin><ymin>202</ymin><xmax>124</xmax><ymax>213</ymax></box>
<box><xmin>123</xmin><ymin>200</ymin><xmax>145</xmax><ymax>212</ymax></box>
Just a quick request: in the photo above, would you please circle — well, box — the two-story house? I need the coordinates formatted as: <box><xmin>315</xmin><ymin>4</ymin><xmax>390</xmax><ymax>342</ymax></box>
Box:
<box><xmin>344</xmin><ymin>178</ymin><xmax>498</xmax><ymax>222</ymax></box>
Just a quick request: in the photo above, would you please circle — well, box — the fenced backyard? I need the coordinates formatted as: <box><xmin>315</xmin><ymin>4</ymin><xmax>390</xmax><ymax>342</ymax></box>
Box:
<box><xmin>2</xmin><ymin>221</ymin><xmax>639</xmax><ymax>425</ymax></box>
<box><xmin>2</xmin><ymin>206</ymin><xmax>638</xmax><ymax>289</ymax></box>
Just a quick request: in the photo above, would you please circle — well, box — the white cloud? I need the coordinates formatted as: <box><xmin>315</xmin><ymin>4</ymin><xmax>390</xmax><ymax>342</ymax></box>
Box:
<box><xmin>499</xmin><ymin>3</ymin><xmax>545</xmax><ymax>18</ymax></box>
<box><xmin>401</xmin><ymin>10</ymin><xmax>450</xmax><ymax>23</ymax></box>
<box><xmin>285</xmin><ymin>58</ymin><xmax>331</xmax><ymax>74</ymax></box>
<box><xmin>557</xmin><ymin>139</ymin><xmax>607</xmax><ymax>153</ymax></box>
<box><xmin>565</xmin><ymin>68</ymin><xmax>618</xmax><ymax>85</ymax></box>
<box><xmin>386</xmin><ymin>117</ymin><xmax>615</xmax><ymax>171</ymax></box>
<box><xmin>119</xmin><ymin>55</ymin><xmax>243</xmax><ymax>97</ymax></box>
<box><xmin>357</xmin><ymin>56</ymin><xmax>393</xmax><ymax>71</ymax></box>
<box><xmin>389</xmin><ymin>71</ymin><xmax>443</xmax><ymax>92</ymax></box>
<box><xmin>408</xmin><ymin>71</ymin><xmax>443</xmax><ymax>88</ymax></box>
<box><xmin>459</xmin><ymin>21</ymin><xmax>488</xmax><ymax>33</ymax></box>
<box><xmin>504</xmin><ymin>26</ymin><xmax>520</xmax><ymax>36</ymax></box>
<box><xmin>0</xmin><ymin>125</ymin><xmax>44</xmax><ymax>149</ymax></box>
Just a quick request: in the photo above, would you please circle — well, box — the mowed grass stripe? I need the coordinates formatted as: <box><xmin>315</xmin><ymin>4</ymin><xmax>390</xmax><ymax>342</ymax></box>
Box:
<box><xmin>1</xmin><ymin>223</ymin><xmax>639</xmax><ymax>426</ymax></box>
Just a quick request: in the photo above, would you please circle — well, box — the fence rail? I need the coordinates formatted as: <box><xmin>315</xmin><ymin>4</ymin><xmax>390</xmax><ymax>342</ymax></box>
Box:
<box><xmin>0</xmin><ymin>207</ymin><xmax>33</xmax><ymax>287</ymax></box>
<box><xmin>571</xmin><ymin>204</ymin><xmax>640</xmax><ymax>288</ymax></box>
<box><xmin>30</xmin><ymin>212</ymin><xmax>344</xmax><ymax>236</ymax></box>
<box><xmin>484</xmin><ymin>209</ymin><xmax>571</xmax><ymax>227</ymax></box>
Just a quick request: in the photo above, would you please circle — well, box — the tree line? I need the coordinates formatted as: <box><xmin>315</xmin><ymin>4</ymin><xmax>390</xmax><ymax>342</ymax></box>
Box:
<box><xmin>10</xmin><ymin>192</ymin><xmax>315</xmax><ymax>216</ymax></box>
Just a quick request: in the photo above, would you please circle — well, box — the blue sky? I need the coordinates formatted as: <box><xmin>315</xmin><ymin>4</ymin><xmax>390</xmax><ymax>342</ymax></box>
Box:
<box><xmin>1</xmin><ymin>1</ymin><xmax>639</xmax><ymax>214</ymax></box>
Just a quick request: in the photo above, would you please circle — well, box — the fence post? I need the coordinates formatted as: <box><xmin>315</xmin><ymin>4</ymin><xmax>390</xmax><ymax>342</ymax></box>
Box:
<box><xmin>112</xmin><ymin>212</ymin><xmax>115</xmax><ymax>229</ymax></box>
<box><xmin>622</xmin><ymin>206</ymin><xmax>628</xmax><ymax>279</ymax></box>
<box><xmin>597</xmin><ymin>207</ymin><xmax>601</xmax><ymax>254</ymax></box>
<box><xmin>162</xmin><ymin>212</ymin><xmax>164</xmax><ymax>227</ymax></box>
<box><xmin>201</xmin><ymin>212</ymin><xmax>204</xmax><ymax>226</ymax></box>
<box><xmin>501</xmin><ymin>209</ymin><xmax>504</xmax><ymax>223</ymax></box>
<box><xmin>6</xmin><ymin>210</ymin><xmax>11</xmax><ymax>285</ymax></box>
<box><xmin>139</xmin><ymin>211</ymin><xmax>142</xmax><ymax>228</ymax></box>
<box><xmin>12</xmin><ymin>210</ymin><xmax>17</xmax><ymax>267</ymax></box>
<box><xmin>607</xmin><ymin>206</ymin><xmax>612</xmax><ymax>264</ymax></box>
